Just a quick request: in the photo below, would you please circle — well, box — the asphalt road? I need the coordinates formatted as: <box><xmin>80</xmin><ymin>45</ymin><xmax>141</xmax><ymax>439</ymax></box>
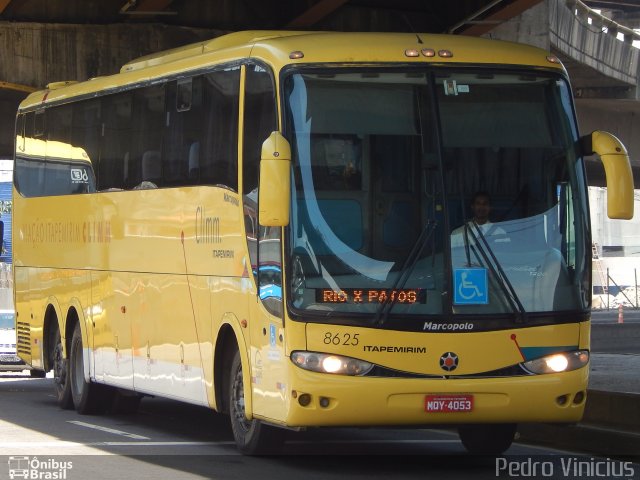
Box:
<box><xmin>591</xmin><ymin>309</ymin><xmax>640</xmax><ymax>354</ymax></box>
<box><xmin>2</xmin><ymin>374</ymin><xmax>635</xmax><ymax>480</ymax></box>
<box><xmin>591</xmin><ymin>308</ymin><xmax>640</xmax><ymax>324</ymax></box>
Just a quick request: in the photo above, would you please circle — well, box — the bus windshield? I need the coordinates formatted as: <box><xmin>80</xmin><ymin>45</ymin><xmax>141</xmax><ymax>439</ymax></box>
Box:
<box><xmin>285</xmin><ymin>68</ymin><xmax>589</xmax><ymax>323</ymax></box>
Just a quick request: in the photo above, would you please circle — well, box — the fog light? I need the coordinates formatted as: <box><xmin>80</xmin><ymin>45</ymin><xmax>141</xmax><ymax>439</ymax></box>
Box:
<box><xmin>573</xmin><ymin>391</ymin><xmax>585</xmax><ymax>404</ymax></box>
<box><xmin>319</xmin><ymin>397</ymin><xmax>330</xmax><ymax>408</ymax></box>
<box><xmin>556</xmin><ymin>394</ymin><xmax>568</xmax><ymax>406</ymax></box>
<box><xmin>298</xmin><ymin>393</ymin><xmax>311</xmax><ymax>406</ymax></box>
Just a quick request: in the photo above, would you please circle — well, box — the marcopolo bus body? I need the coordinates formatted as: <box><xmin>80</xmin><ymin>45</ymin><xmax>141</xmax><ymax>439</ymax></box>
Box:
<box><xmin>13</xmin><ymin>31</ymin><xmax>633</xmax><ymax>454</ymax></box>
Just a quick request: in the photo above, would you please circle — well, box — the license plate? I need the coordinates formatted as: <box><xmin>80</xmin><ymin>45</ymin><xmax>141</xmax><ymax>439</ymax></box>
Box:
<box><xmin>425</xmin><ymin>394</ymin><xmax>473</xmax><ymax>412</ymax></box>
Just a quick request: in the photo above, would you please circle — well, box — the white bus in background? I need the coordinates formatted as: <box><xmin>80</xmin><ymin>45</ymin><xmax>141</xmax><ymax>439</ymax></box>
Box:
<box><xmin>0</xmin><ymin>159</ymin><xmax>25</xmax><ymax>373</ymax></box>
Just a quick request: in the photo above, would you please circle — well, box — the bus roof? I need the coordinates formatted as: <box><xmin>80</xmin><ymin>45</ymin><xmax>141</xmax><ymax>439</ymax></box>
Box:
<box><xmin>19</xmin><ymin>30</ymin><xmax>565</xmax><ymax>111</ymax></box>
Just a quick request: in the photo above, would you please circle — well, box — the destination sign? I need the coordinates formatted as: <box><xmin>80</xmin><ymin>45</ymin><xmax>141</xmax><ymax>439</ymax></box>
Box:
<box><xmin>317</xmin><ymin>288</ymin><xmax>426</xmax><ymax>304</ymax></box>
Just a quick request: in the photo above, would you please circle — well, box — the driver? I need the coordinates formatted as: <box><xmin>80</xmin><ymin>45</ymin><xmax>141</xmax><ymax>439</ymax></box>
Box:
<box><xmin>451</xmin><ymin>191</ymin><xmax>506</xmax><ymax>248</ymax></box>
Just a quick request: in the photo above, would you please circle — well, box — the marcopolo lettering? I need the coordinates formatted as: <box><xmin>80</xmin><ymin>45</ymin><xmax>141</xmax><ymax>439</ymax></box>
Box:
<box><xmin>423</xmin><ymin>322</ymin><xmax>474</xmax><ymax>331</ymax></box>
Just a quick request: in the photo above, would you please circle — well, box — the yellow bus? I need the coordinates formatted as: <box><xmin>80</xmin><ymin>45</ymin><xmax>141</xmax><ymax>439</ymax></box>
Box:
<box><xmin>13</xmin><ymin>31</ymin><xmax>633</xmax><ymax>455</ymax></box>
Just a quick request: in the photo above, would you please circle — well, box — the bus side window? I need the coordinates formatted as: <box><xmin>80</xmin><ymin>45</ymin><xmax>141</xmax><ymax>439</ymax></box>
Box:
<box><xmin>162</xmin><ymin>77</ymin><xmax>204</xmax><ymax>186</ymax></box>
<box><xmin>130</xmin><ymin>84</ymin><xmax>165</xmax><ymax>189</ymax></box>
<box><xmin>14</xmin><ymin>112</ymin><xmax>38</xmax><ymax>197</ymax></box>
<box><xmin>199</xmin><ymin>68</ymin><xmax>240</xmax><ymax>191</ymax></box>
<box><xmin>99</xmin><ymin>92</ymin><xmax>132</xmax><ymax>191</ymax></box>
<box><xmin>71</xmin><ymin>99</ymin><xmax>102</xmax><ymax>191</ymax></box>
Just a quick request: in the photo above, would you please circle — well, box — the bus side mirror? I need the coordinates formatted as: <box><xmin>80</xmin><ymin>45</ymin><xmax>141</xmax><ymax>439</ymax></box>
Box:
<box><xmin>259</xmin><ymin>131</ymin><xmax>291</xmax><ymax>227</ymax></box>
<box><xmin>582</xmin><ymin>130</ymin><xmax>634</xmax><ymax>220</ymax></box>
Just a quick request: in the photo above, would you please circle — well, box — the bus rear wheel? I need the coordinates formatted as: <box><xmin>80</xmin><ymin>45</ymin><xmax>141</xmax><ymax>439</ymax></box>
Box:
<box><xmin>228</xmin><ymin>349</ymin><xmax>284</xmax><ymax>455</ymax></box>
<box><xmin>458</xmin><ymin>423</ymin><xmax>517</xmax><ymax>455</ymax></box>
<box><xmin>53</xmin><ymin>329</ymin><xmax>73</xmax><ymax>410</ymax></box>
<box><xmin>69</xmin><ymin>323</ymin><xmax>113</xmax><ymax>414</ymax></box>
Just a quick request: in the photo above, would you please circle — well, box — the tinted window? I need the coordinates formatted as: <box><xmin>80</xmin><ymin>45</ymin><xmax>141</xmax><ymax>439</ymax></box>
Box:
<box><xmin>99</xmin><ymin>92</ymin><xmax>132</xmax><ymax>190</ymax></box>
<box><xmin>15</xmin><ymin>108</ymin><xmax>96</xmax><ymax>197</ymax></box>
<box><xmin>199</xmin><ymin>68</ymin><xmax>240</xmax><ymax>190</ymax></box>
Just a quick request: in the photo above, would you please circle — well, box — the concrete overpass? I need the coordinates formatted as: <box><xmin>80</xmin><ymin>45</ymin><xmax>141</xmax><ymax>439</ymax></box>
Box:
<box><xmin>481</xmin><ymin>0</ymin><xmax>640</xmax><ymax>186</ymax></box>
<box><xmin>0</xmin><ymin>0</ymin><xmax>637</xmax><ymax>186</ymax></box>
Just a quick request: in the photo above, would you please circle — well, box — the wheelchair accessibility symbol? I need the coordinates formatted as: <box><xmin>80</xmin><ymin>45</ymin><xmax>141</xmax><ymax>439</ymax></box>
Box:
<box><xmin>454</xmin><ymin>268</ymin><xmax>488</xmax><ymax>305</ymax></box>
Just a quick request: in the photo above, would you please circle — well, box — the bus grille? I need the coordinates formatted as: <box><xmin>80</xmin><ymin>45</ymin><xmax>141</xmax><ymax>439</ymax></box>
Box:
<box><xmin>16</xmin><ymin>322</ymin><xmax>31</xmax><ymax>355</ymax></box>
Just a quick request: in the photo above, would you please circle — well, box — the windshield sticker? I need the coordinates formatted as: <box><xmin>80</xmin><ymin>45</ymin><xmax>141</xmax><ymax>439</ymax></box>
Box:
<box><xmin>444</xmin><ymin>79</ymin><xmax>457</xmax><ymax>96</ymax></box>
<box><xmin>70</xmin><ymin>168</ymin><xmax>89</xmax><ymax>184</ymax></box>
<box><xmin>453</xmin><ymin>268</ymin><xmax>488</xmax><ymax>305</ymax></box>
<box><xmin>444</xmin><ymin>80</ymin><xmax>470</xmax><ymax>96</ymax></box>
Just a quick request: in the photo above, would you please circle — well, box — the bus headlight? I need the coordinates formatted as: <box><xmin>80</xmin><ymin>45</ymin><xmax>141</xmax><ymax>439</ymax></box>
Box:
<box><xmin>291</xmin><ymin>351</ymin><xmax>373</xmax><ymax>376</ymax></box>
<box><xmin>522</xmin><ymin>350</ymin><xmax>589</xmax><ymax>374</ymax></box>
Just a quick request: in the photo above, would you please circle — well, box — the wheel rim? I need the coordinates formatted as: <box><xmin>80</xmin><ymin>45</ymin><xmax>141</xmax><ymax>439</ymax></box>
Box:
<box><xmin>231</xmin><ymin>365</ymin><xmax>252</xmax><ymax>433</ymax></box>
<box><xmin>71</xmin><ymin>339</ymin><xmax>84</xmax><ymax>398</ymax></box>
<box><xmin>53</xmin><ymin>339</ymin><xmax>67</xmax><ymax>389</ymax></box>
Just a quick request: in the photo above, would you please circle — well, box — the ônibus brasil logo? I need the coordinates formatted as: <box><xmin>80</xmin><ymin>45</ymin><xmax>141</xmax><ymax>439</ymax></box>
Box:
<box><xmin>8</xmin><ymin>456</ymin><xmax>73</xmax><ymax>479</ymax></box>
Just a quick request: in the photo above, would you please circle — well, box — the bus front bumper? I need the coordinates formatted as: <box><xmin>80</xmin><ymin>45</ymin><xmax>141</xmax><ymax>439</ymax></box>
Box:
<box><xmin>282</xmin><ymin>365</ymin><xmax>588</xmax><ymax>427</ymax></box>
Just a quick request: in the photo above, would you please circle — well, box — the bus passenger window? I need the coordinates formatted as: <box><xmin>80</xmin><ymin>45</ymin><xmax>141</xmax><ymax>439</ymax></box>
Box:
<box><xmin>177</xmin><ymin>78</ymin><xmax>192</xmax><ymax>112</ymax></box>
<box><xmin>99</xmin><ymin>92</ymin><xmax>132</xmax><ymax>191</ymax></box>
<box><xmin>199</xmin><ymin>68</ymin><xmax>240</xmax><ymax>191</ymax></box>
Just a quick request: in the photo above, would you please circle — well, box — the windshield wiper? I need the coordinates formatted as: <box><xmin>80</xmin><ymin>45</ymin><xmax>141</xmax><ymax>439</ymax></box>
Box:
<box><xmin>466</xmin><ymin>223</ymin><xmax>527</xmax><ymax>322</ymax></box>
<box><xmin>373</xmin><ymin>220</ymin><xmax>437</xmax><ymax>327</ymax></box>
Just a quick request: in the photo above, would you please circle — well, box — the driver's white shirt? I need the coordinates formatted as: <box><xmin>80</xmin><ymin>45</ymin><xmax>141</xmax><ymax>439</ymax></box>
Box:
<box><xmin>450</xmin><ymin>220</ymin><xmax>506</xmax><ymax>249</ymax></box>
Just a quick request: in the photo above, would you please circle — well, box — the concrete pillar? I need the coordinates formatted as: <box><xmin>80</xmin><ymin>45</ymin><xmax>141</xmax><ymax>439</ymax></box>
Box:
<box><xmin>481</xmin><ymin>1</ymin><xmax>550</xmax><ymax>50</ymax></box>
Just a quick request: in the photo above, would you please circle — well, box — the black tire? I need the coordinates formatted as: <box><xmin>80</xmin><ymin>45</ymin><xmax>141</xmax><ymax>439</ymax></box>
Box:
<box><xmin>69</xmin><ymin>323</ymin><xmax>113</xmax><ymax>414</ymax></box>
<box><xmin>29</xmin><ymin>369</ymin><xmax>47</xmax><ymax>378</ymax></box>
<box><xmin>228</xmin><ymin>349</ymin><xmax>284</xmax><ymax>455</ymax></box>
<box><xmin>458</xmin><ymin>423</ymin><xmax>517</xmax><ymax>455</ymax></box>
<box><xmin>52</xmin><ymin>329</ymin><xmax>73</xmax><ymax>409</ymax></box>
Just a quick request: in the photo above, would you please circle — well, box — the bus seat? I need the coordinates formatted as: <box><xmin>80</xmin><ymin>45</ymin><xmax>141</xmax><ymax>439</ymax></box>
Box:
<box><xmin>132</xmin><ymin>150</ymin><xmax>161</xmax><ymax>189</ymax></box>
<box><xmin>123</xmin><ymin>151</ymin><xmax>130</xmax><ymax>187</ymax></box>
<box><xmin>141</xmin><ymin>150</ymin><xmax>161</xmax><ymax>184</ymax></box>
<box><xmin>188</xmin><ymin>142</ymin><xmax>200</xmax><ymax>180</ymax></box>
<box><xmin>383</xmin><ymin>200</ymin><xmax>418</xmax><ymax>248</ymax></box>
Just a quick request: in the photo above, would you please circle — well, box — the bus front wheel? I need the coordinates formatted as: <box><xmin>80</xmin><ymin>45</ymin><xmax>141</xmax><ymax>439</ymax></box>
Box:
<box><xmin>53</xmin><ymin>329</ymin><xmax>73</xmax><ymax>410</ymax></box>
<box><xmin>458</xmin><ymin>423</ymin><xmax>517</xmax><ymax>455</ymax></box>
<box><xmin>228</xmin><ymin>349</ymin><xmax>284</xmax><ymax>455</ymax></box>
<box><xmin>69</xmin><ymin>323</ymin><xmax>113</xmax><ymax>414</ymax></box>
